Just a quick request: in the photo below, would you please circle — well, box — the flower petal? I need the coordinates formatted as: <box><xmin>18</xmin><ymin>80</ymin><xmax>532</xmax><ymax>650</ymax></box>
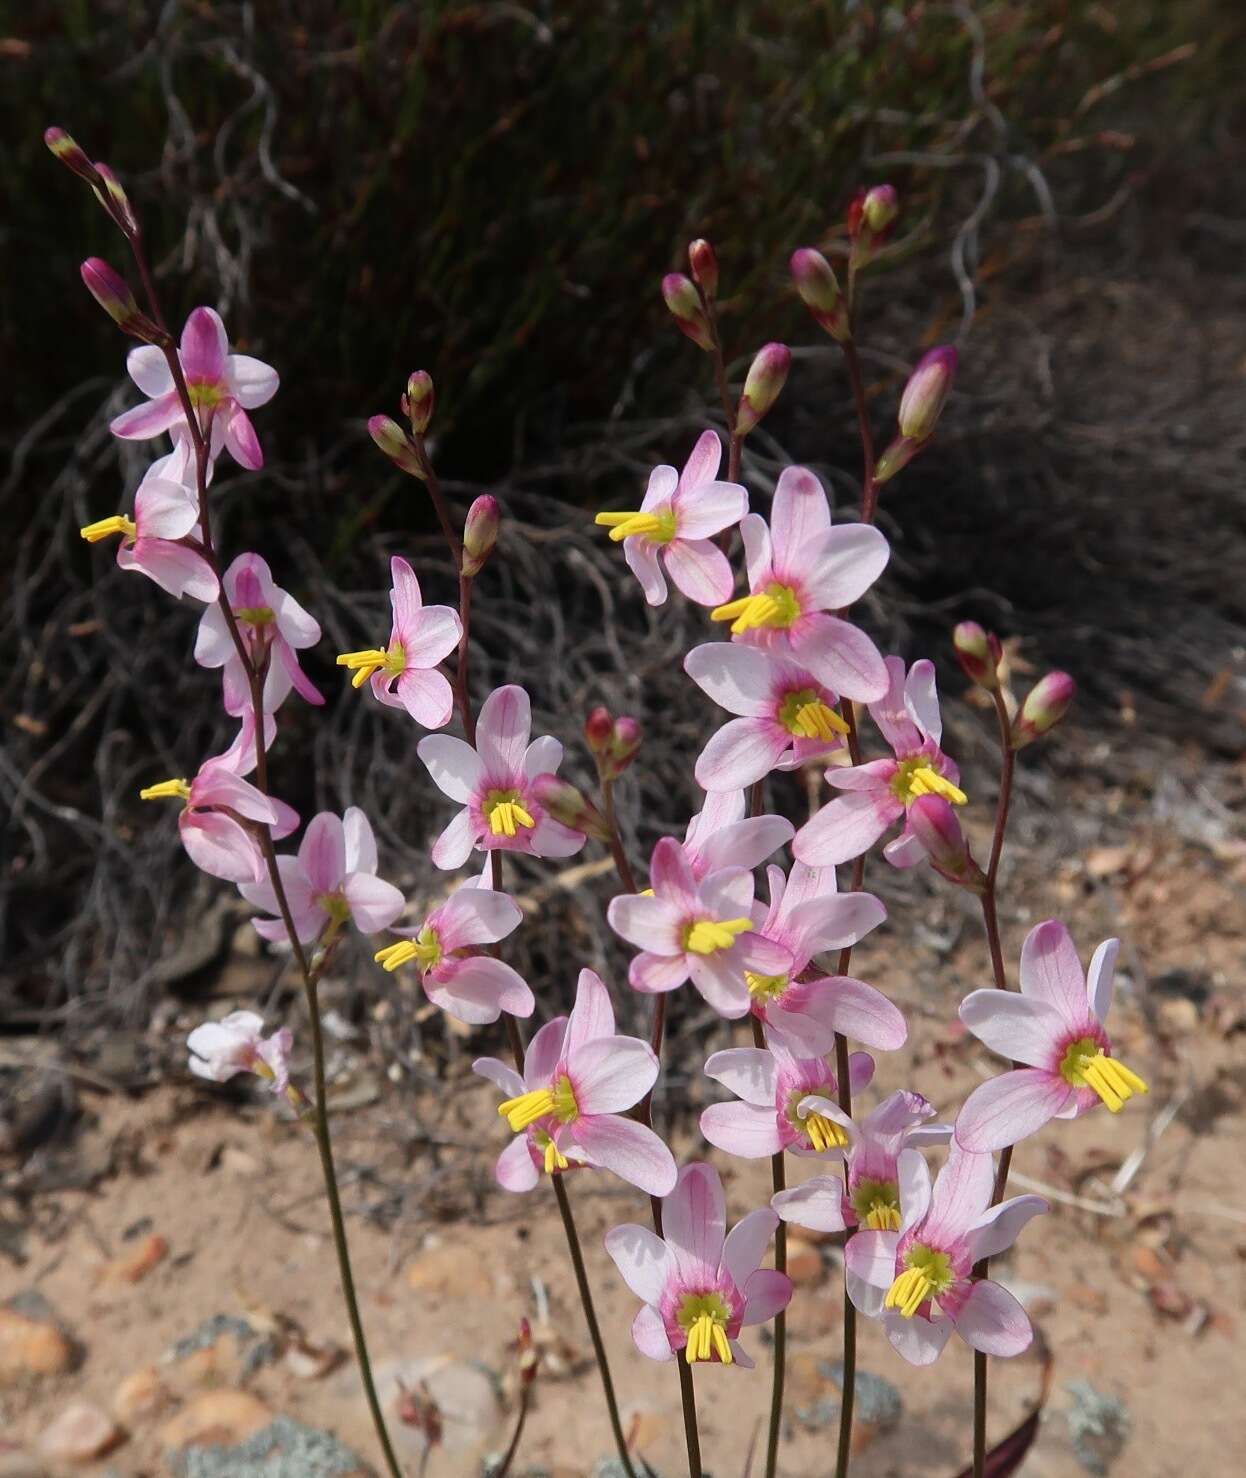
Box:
<box><xmin>428</xmin><ymin>957</ymin><xmax>533</xmax><ymax>1023</ymax></box>
<box><xmin>473</xmin><ymin>1055</ymin><xmax>525</xmax><ymax>1099</ymax></box>
<box><xmin>342</xmin><ymin>872</ymin><xmax>405</xmax><ymax>933</ymax></box>
<box><xmin>771</xmin><ymin>1176</ymin><xmax>849</xmax><ymax>1234</ymax></box>
<box><xmin>950</xmin><ymin>1279</ymin><xmax>1032</xmax><ymax>1357</ymax></box>
<box><xmin>632</xmin><ymin>1303</ymin><xmax>673</xmax><ymax>1361</ymax></box>
<box><xmin>572</xmin><ymin>1116</ymin><xmax>676</xmax><ymax>1196</ymax></box>
<box><xmin>723</xmin><ymin>1206</ymin><xmax>778</xmax><ymax>1287</ymax></box>
<box><xmin>623</xmin><ymin>537</ymin><xmax>667</xmax><ymax>605</ymax></box>
<box><xmin>523</xmin><ymin>1016</ymin><xmax>568</xmax><ymax>1090</ymax></box>
<box><xmin>180</xmin><ymin>812</ymin><xmax>262</xmax><ymax>884</ymax></box>
<box><xmin>800</xmin><ymin>524</ymin><xmax>890</xmax><ymax>610</ymax></box>
<box><xmin>1019</xmin><ymin>919</ymin><xmax>1090</xmax><ymax>1027</ymax></box>
<box><xmin>955</xmin><ymin>1069</ymin><xmax>1074</xmax><ymax>1153</ymax></box>
<box><xmin>565</xmin><ymin>967</ymin><xmax>616</xmax><ymax>1056</ymax></box>
<box><xmin>405</xmin><ymin>605</ymin><xmax>463</xmax><ymax>671</ymax></box>
<box><xmin>418</xmin><ymin>735</ymin><xmax>484</xmax><ymax>802</ymax></box>
<box><xmin>740</xmin><ymin>1267</ymin><xmax>792</xmax><ymax>1326</ymax></box>
<box><xmin>607</xmin><ymin>893</ymin><xmax>685</xmax><ymax>955</ymax></box>
<box><xmin>770</xmin><ymin>465</ymin><xmax>831</xmax><ymax>571</ymax></box>
<box><xmin>794</xmin><ymin>614</ymin><xmax>888</xmax><ymax>702</ymax></box>
<box><xmin>793</xmin><ymin>791</ymin><xmax>895</xmax><ymax>867</ymax></box>
<box><xmin>965</xmin><ymin>1194</ymin><xmax>1048</xmax><ymax>1264</ymax></box>
<box><xmin>904</xmin><ymin>659</ymin><xmax>942</xmax><ymax>744</ymax></box>
<box><xmin>605</xmin><ymin>1222</ymin><xmax>677</xmax><ymax>1304</ymax></box>
<box><xmin>1087</xmin><ymin>936</ymin><xmax>1120</xmax><ymax>1023</ymax></box>
<box><xmin>700</xmin><ymin>1101</ymin><xmax>784</xmax><ymax>1158</ymax></box>
<box><xmin>695</xmin><ymin>717</ymin><xmax>789</xmax><ymax>791</ymax></box>
<box><xmin>677</xmin><ymin>429</ymin><xmax>722</xmax><ymax>493</ymax></box>
<box><xmin>675</xmin><ymin>480</ymin><xmax>747</xmax><ymax>539</ymax></box>
<box><xmin>868</xmin><ymin>656</ymin><xmax>923</xmax><ymax>755</ymax></box>
<box><xmin>629</xmin><ymin>951</ymin><xmax>690</xmax><ymax>993</ymax></box>
<box><xmin>226</xmin><ymin>352</ymin><xmax>279</xmax><ymax>409</ymax></box>
<box><xmin>222</xmin><ymin>403</ymin><xmax>264</xmax><ymax>469</ymax></box>
<box><xmin>495</xmin><ymin>1135</ymin><xmax>540</xmax><ymax>1193</ymax></box>
<box><xmin>477</xmin><ymin>685</ymin><xmax>531</xmax><ymax>780</ymax></box>
<box><xmin>395</xmin><ymin>668</ymin><xmax>455</xmax><ymax>728</ymax></box>
<box><xmin>438</xmin><ymin>888</ymin><xmax>522</xmax><ymax>950</ymax></box>
<box><xmin>664</xmin><ymin>1162</ymin><xmax>726</xmax><ymax>1279</ymax></box>
<box><xmin>127</xmin><ymin>345</ymin><xmax>174</xmax><ymax>397</ymax></box>
<box><xmin>703</xmin><ymin>1047</ymin><xmax>776</xmax><ymax>1107</ymax></box>
<box><xmin>959</xmin><ymin>989</ymin><xmax>1066</xmax><ymax>1069</ymax></box>
<box><xmin>663</xmin><ymin>538</ymin><xmax>735</xmax><ymax>607</ymax></box>
<box><xmin>684</xmin><ymin>642</ymin><xmax>776</xmax><ymax>718</ymax></box>
<box><xmin>299</xmin><ymin>812</ymin><xmax>346</xmax><ymax>894</ymax></box>
<box><xmin>179</xmin><ymin>306</ymin><xmax>228</xmax><ymax>381</ymax></box>
<box><xmin>430</xmin><ymin>808</ymin><xmax>477</xmax><ymax>869</ymax></box>
<box><xmin>569</xmin><ymin>1035</ymin><xmax>657</xmax><ymax>1115</ymax></box>
<box><xmin>884</xmin><ymin>1311</ymin><xmax>953</xmax><ymax>1366</ymax></box>
<box><xmin>923</xmin><ymin>1143</ymin><xmax>996</xmax><ymax>1246</ymax></box>
<box><xmin>844</xmin><ymin>1228</ymin><xmax>900</xmax><ymax>1302</ymax></box>
<box><xmin>109</xmin><ymin>391</ymin><xmax>184</xmax><ymax>441</ymax></box>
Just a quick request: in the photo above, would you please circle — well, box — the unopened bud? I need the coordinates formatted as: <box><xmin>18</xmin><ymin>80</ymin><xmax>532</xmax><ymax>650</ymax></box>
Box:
<box><xmin>1012</xmin><ymin>672</ymin><xmax>1075</xmax><ymax>749</ymax></box>
<box><xmin>688</xmin><ymin>239</ymin><xmax>719</xmax><ymax>298</ymax></box>
<box><xmin>403</xmin><ymin>371</ymin><xmax>435</xmax><ymax>434</ymax></box>
<box><xmin>530</xmin><ymin>774</ymin><xmax>609</xmax><ymax>843</ymax></box>
<box><xmin>908</xmin><ymin>795</ymin><xmax>985</xmax><ymax>891</ymax></box>
<box><xmin>898</xmin><ymin>347</ymin><xmax>957</xmax><ymax>442</ymax></box>
<box><xmin>790</xmin><ymin>248</ymin><xmax>850</xmax><ymax>342</ymax></box>
<box><xmin>44</xmin><ymin>126</ymin><xmax>97</xmax><ymax>184</ymax></box>
<box><xmin>605</xmin><ymin>716</ymin><xmax>642</xmax><ymax>780</ymax></box>
<box><xmin>584</xmin><ymin>705</ymin><xmax>614</xmax><ymax>758</ymax></box>
<box><xmin>661</xmin><ymin>273</ymin><xmax>713</xmax><ymax>351</ymax></box>
<box><xmin>92</xmin><ymin>162</ymin><xmax>138</xmax><ymax>236</ymax></box>
<box><xmin>461</xmin><ymin>494</ymin><xmax>499</xmax><ymax>577</ymax></box>
<box><xmin>848</xmin><ymin>184</ymin><xmax>899</xmax><ymax>267</ymax></box>
<box><xmin>873</xmin><ymin>434</ymin><xmax>920</xmax><ymax>485</ymax></box>
<box><xmin>516</xmin><ymin>1317</ymin><xmax>539</xmax><ymax>1387</ymax></box>
<box><xmin>953</xmin><ymin>621</ymin><xmax>1003</xmax><ymax>691</ymax></box>
<box><xmin>367</xmin><ymin>414</ymin><xmax>425</xmax><ymax>478</ymax></box>
<box><xmin>862</xmin><ymin>184</ymin><xmax>899</xmax><ymax>233</ymax></box>
<box><xmin>736</xmin><ymin>342</ymin><xmax>791</xmax><ymax>436</ymax></box>
<box><xmin>80</xmin><ymin>259</ymin><xmax>162</xmax><ymax>342</ymax></box>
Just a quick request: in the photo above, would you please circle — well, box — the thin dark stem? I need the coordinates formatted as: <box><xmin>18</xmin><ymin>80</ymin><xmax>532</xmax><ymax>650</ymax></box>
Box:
<box><xmin>840</xmin><ymin>340</ymin><xmax>877</xmax><ymax>526</ymax></box>
<box><xmin>703</xmin><ymin>294</ymin><xmax>742</xmax><ymax>490</ymax></box>
<box><xmin>601</xmin><ymin>779</ymin><xmax>639</xmax><ymax>895</ymax></box>
<box><xmin>413</xmin><ymin>438</ymin><xmax>462</xmax><ymax>566</ymax></box>
<box><xmin>677</xmin><ymin>1362</ymin><xmax>703</xmax><ymax>1478</ymax></box>
<box><xmin>491</xmin><ymin>1376</ymin><xmax>534</xmax><ymax>1478</ymax></box>
<box><xmin>551</xmin><ymin>1175</ymin><xmax>639</xmax><ymax>1478</ymax></box>
<box><xmin>455</xmin><ymin>572</ymin><xmax>476</xmax><ymax>743</ymax></box>
<box><xmin>752</xmin><ymin>1019</ymin><xmax>787</xmax><ymax>1478</ymax></box>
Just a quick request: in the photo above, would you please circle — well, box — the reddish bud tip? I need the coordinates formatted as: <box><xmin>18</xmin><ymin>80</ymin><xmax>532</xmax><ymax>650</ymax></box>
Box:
<box><xmin>736</xmin><ymin>342</ymin><xmax>791</xmax><ymax>436</ymax></box>
<box><xmin>80</xmin><ymin>258</ymin><xmax>162</xmax><ymax>343</ymax></box>
<box><xmin>661</xmin><ymin>273</ymin><xmax>714</xmax><ymax>352</ymax></box>
<box><xmin>849</xmin><ymin>184</ymin><xmax>899</xmax><ymax>267</ymax></box>
<box><xmin>461</xmin><ymin>494</ymin><xmax>499</xmax><ymax>577</ymax></box>
<box><xmin>404</xmin><ymin>371</ymin><xmax>435</xmax><ymax>434</ymax></box>
<box><xmin>584</xmin><ymin>705</ymin><xmax>614</xmax><ymax>755</ymax></box>
<box><xmin>605</xmin><ymin>716</ymin><xmax>642</xmax><ymax>778</ymax></box>
<box><xmin>44</xmin><ymin>126</ymin><xmax>97</xmax><ymax>184</ymax></box>
<box><xmin>898</xmin><ymin>347</ymin><xmax>957</xmax><ymax>442</ymax></box>
<box><xmin>529</xmin><ymin>774</ymin><xmax>608</xmax><ymax>843</ymax></box>
<box><xmin>790</xmin><ymin>248</ymin><xmax>850</xmax><ymax>342</ymax></box>
<box><xmin>1012</xmin><ymin>672</ymin><xmax>1075</xmax><ymax>749</ymax></box>
<box><xmin>953</xmin><ymin>621</ymin><xmax>1003</xmax><ymax>691</ymax></box>
<box><xmin>688</xmin><ymin>238</ymin><xmax>719</xmax><ymax>298</ymax></box>
<box><xmin>367</xmin><ymin>414</ymin><xmax>424</xmax><ymax>478</ymax></box>
<box><xmin>908</xmin><ymin>795</ymin><xmax>985</xmax><ymax>891</ymax></box>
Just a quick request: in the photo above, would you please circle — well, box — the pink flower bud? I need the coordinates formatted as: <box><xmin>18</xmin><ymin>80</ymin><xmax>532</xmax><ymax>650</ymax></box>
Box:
<box><xmin>529</xmin><ymin>774</ymin><xmax>608</xmax><ymax>843</ymax></box>
<box><xmin>461</xmin><ymin>494</ymin><xmax>499</xmax><ymax>577</ymax></box>
<box><xmin>605</xmin><ymin>716</ymin><xmax>642</xmax><ymax>780</ymax></box>
<box><xmin>908</xmin><ymin>795</ymin><xmax>985</xmax><ymax>891</ymax></box>
<box><xmin>44</xmin><ymin>126</ymin><xmax>97</xmax><ymax>183</ymax></box>
<box><xmin>848</xmin><ymin>185</ymin><xmax>899</xmax><ymax>267</ymax></box>
<box><xmin>736</xmin><ymin>342</ymin><xmax>791</xmax><ymax>436</ymax></box>
<box><xmin>661</xmin><ymin>273</ymin><xmax>713</xmax><ymax>351</ymax></box>
<box><xmin>898</xmin><ymin>347</ymin><xmax>957</xmax><ymax>442</ymax></box>
<box><xmin>92</xmin><ymin>162</ymin><xmax>138</xmax><ymax>236</ymax></box>
<box><xmin>953</xmin><ymin>621</ymin><xmax>1003</xmax><ymax>691</ymax></box>
<box><xmin>862</xmin><ymin>184</ymin><xmax>899</xmax><ymax>233</ymax></box>
<box><xmin>80</xmin><ymin>258</ymin><xmax>163</xmax><ymax>343</ymax></box>
<box><xmin>368</xmin><ymin>414</ymin><xmax>424</xmax><ymax>478</ymax></box>
<box><xmin>584</xmin><ymin>705</ymin><xmax>614</xmax><ymax>758</ymax></box>
<box><xmin>873</xmin><ymin>434</ymin><xmax>920</xmax><ymax>485</ymax></box>
<box><xmin>1012</xmin><ymin>672</ymin><xmax>1075</xmax><ymax>749</ymax></box>
<box><xmin>403</xmin><ymin>371</ymin><xmax>435</xmax><ymax>434</ymax></box>
<box><xmin>790</xmin><ymin>248</ymin><xmax>850</xmax><ymax>342</ymax></box>
<box><xmin>688</xmin><ymin>238</ymin><xmax>719</xmax><ymax>298</ymax></box>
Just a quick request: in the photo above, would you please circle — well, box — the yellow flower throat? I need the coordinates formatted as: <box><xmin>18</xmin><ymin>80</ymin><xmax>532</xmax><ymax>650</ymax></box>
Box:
<box><xmin>884</xmin><ymin>1244</ymin><xmax>954</xmax><ymax>1318</ymax></box>
<box><xmin>684</xmin><ymin>918</ymin><xmax>752</xmax><ymax>955</ymax></box>
<box><xmin>777</xmin><ymin>688</ymin><xmax>849</xmax><ymax>742</ymax></box>
<box><xmin>890</xmin><ymin>756</ymin><xmax>967</xmax><ymax>807</ymax></box>
<box><xmin>484</xmin><ymin>789</ymin><xmax>535</xmax><ymax>838</ymax></box>
<box><xmin>711</xmin><ymin>582</ymin><xmax>800</xmax><ymax>635</ymax></box>
<box><xmin>336</xmin><ymin>642</ymin><xmax>406</xmax><ymax>689</ymax></box>
<box><xmin>1059</xmin><ymin>1037</ymin><xmax>1147</xmax><ymax>1111</ymax></box>
<box><xmin>677</xmin><ymin>1292</ymin><xmax>733</xmax><ymax>1365</ymax></box>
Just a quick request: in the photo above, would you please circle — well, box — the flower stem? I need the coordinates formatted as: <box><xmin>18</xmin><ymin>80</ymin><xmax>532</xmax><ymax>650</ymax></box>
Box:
<box><xmin>551</xmin><ymin>1174</ymin><xmax>639</xmax><ymax>1478</ymax></box>
<box><xmin>490</xmin><ymin>1369</ymin><xmax>534</xmax><ymax>1478</ymax></box>
<box><xmin>765</xmin><ymin>1151</ymin><xmax>787</xmax><ymax>1478</ymax></box>
<box><xmin>677</xmin><ymin>1361</ymin><xmax>703</xmax><ymax>1478</ymax></box>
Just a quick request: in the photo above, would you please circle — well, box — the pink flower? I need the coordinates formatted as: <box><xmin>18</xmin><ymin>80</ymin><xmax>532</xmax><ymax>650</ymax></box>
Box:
<box><xmin>700</xmin><ymin>1033</ymin><xmax>876</xmax><ymax>1159</ymax></box>
<box><xmin>417</xmin><ymin>685</ymin><xmax>586</xmax><ymax>869</ymax></box>
<box><xmin>794</xmin><ymin>656</ymin><xmax>965</xmax><ymax>869</ymax></box>
<box><xmin>594</xmin><ymin>430</ymin><xmax>746</xmax><ymax>606</ymax></box>
<box><xmin>771</xmin><ymin>1090</ymin><xmax>951</xmax><ymax>1234</ymax></box>
<box><xmin>680</xmin><ymin>789</ymin><xmax>794</xmax><ymax>883</ymax></box>
<box><xmin>194</xmin><ymin>553</ymin><xmax>323</xmax><ymax>717</ymax></box>
<box><xmin>140</xmin><ymin>750</ymin><xmax>289</xmax><ymax>884</ymax></box>
<box><xmin>239</xmin><ymin>808</ymin><xmax>404</xmax><ymax>944</ymax></box>
<box><xmin>110</xmin><ymin>307</ymin><xmax>278</xmax><ymax>469</ymax></box>
<box><xmin>709</xmin><ymin>466</ymin><xmax>889</xmax><ymax>700</ymax></box>
<box><xmin>607</xmin><ymin>836</ymin><xmax>792</xmax><ymax>1017</ymax></box>
<box><xmin>605</xmin><ymin>1163</ymin><xmax>792</xmax><ymax>1368</ymax></box>
<box><xmin>374</xmin><ymin>884</ymin><xmax>533</xmax><ymax>1024</ymax></box>
<box><xmin>80</xmin><ymin>445</ymin><xmax>218</xmax><ymax>602</ymax></box>
<box><xmin>843</xmin><ymin>1144</ymin><xmax>1046</xmax><ymax>1366</ymax></box>
<box><xmin>473</xmin><ymin>968</ymin><xmax>675</xmax><ymax>1195</ymax></box>
<box><xmin>335</xmin><ymin>556</ymin><xmax>461</xmax><ymax>727</ymax></box>
<box><xmin>684</xmin><ymin>643</ymin><xmax>849</xmax><ymax>790</ymax></box>
<box><xmin>187</xmin><ymin>1010</ymin><xmax>292</xmax><ymax>1094</ymax></box>
<box><xmin>955</xmin><ymin>921</ymin><xmax>1147</xmax><ymax>1152</ymax></box>
<box><xmin>743</xmin><ymin>862</ymin><xmax>904</xmax><ymax>1056</ymax></box>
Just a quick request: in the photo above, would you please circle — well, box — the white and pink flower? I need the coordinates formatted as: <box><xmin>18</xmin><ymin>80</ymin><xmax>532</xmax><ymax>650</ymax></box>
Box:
<box><xmin>110</xmin><ymin>306</ymin><xmax>278</xmax><ymax>469</ymax></box>
<box><xmin>474</xmin><ymin>968</ymin><xmax>675</xmax><ymax>1195</ymax></box>
<box><xmin>594</xmin><ymin>430</ymin><xmax>746</xmax><ymax>606</ymax></box>
<box><xmin>956</xmin><ymin>921</ymin><xmax>1147</xmax><ymax>1152</ymax></box>
<box><xmin>795</xmin><ymin>656</ymin><xmax>965</xmax><ymax>869</ymax></box>
<box><xmin>336</xmin><ymin>556</ymin><xmax>462</xmax><ymax>728</ymax></box>
<box><xmin>187</xmin><ymin>1010</ymin><xmax>291</xmax><ymax>1094</ymax></box>
<box><xmin>680</xmin><ymin>789</ymin><xmax>794</xmax><ymax>883</ymax></box>
<box><xmin>605</xmin><ymin>1163</ymin><xmax>792</xmax><ymax>1368</ymax></box>
<box><xmin>417</xmin><ymin>685</ymin><xmax>586</xmax><ymax>869</ymax></box>
<box><xmin>843</xmin><ymin>1144</ymin><xmax>1046</xmax><ymax>1366</ymax></box>
<box><xmin>710</xmin><ymin>466</ymin><xmax>889</xmax><ymax>700</ymax></box>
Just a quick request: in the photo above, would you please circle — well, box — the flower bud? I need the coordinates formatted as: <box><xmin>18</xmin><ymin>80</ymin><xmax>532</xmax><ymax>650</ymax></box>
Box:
<box><xmin>661</xmin><ymin>273</ymin><xmax>713</xmax><ymax>351</ymax></box>
<box><xmin>873</xmin><ymin>434</ymin><xmax>920</xmax><ymax>485</ymax></box>
<box><xmin>516</xmin><ymin>1317</ymin><xmax>539</xmax><ymax>1388</ymax></box>
<box><xmin>908</xmin><ymin>795</ymin><xmax>985</xmax><ymax>891</ymax></box>
<box><xmin>1012</xmin><ymin>672</ymin><xmax>1075</xmax><ymax>749</ymax></box>
<box><xmin>688</xmin><ymin>238</ymin><xmax>719</xmax><ymax>298</ymax></box>
<box><xmin>80</xmin><ymin>259</ymin><xmax>163</xmax><ymax>342</ymax></box>
<box><xmin>461</xmin><ymin>494</ymin><xmax>499</xmax><ymax>577</ymax></box>
<box><xmin>898</xmin><ymin>347</ymin><xmax>957</xmax><ymax>442</ymax></box>
<box><xmin>403</xmin><ymin>371</ymin><xmax>435</xmax><ymax>435</ymax></box>
<box><xmin>44</xmin><ymin>126</ymin><xmax>97</xmax><ymax>184</ymax></box>
<box><xmin>735</xmin><ymin>342</ymin><xmax>791</xmax><ymax>436</ymax></box>
<box><xmin>790</xmin><ymin>248</ymin><xmax>850</xmax><ymax>342</ymax></box>
<box><xmin>953</xmin><ymin>621</ymin><xmax>1003</xmax><ymax>691</ymax></box>
<box><xmin>862</xmin><ymin>184</ymin><xmax>899</xmax><ymax>234</ymax></box>
<box><xmin>92</xmin><ymin>162</ymin><xmax>138</xmax><ymax>236</ymax></box>
<box><xmin>584</xmin><ymin>705</ymin><xmax>615</xmax><ymax>759</ymax></box>
<box><xmin>605</xmin><ymin>716</ymin><xmax>642</xmax><ymax>780</ymax></box>
<box><xmin>530</xmin><ymin>774</ymin><xmax>609</xmax><ymax>843</ymax></box>
<box><xmin>367</xmin><ymin>414</ymin><xmax>424</xmax><ymax>478</ymax></box>
<box><xmin>848</xmin><ymin>184</ymin><xmax>899</xmax><ymax>268</ymax></box>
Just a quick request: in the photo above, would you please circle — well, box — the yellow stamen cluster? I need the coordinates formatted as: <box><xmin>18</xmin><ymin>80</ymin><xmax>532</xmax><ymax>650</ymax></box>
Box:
<box><xmin>711</xmin><ymin>582</ymin><xmax>801</xmax><ymax>635</ymax></box>
<box><xmin>234</xmin><ymin>605</ymin><xmax>275</xmax><ymax>625</ymax></box>
<box><xmin>864</xmin><ymin>1200</ymin><xmax>903</xmax><ymax>1231</ymax></box>
<box><xmin>485</xmin><ymin>789</ymin><xmax>535</xmax><ymax>838</ymax></box>
<box><xmin>336</xmin><ymin>643</ymin><xmax>406</xmax><ymax>689</ymax></box>
<box><xmin>884</xmin><ymin>1245</ymin><xmax>953</xmax><ymax>1319</ymax></box>
<box><xmin>684</xmin><ymin>917</ymin><xmax>753</xmax><ymax>955</ymax></box>
<box><xmin>594</xmin><ymin>508</ymin><xmax>678</xmax><ymax>544</ymax></box>
<box><xmin>801</xmin><ymin>1110</ymin><xmax>848</xmax><ymax>1154</ymax></box>
<box><xmin>534</xmin><ymin>1129</ymin><xmax>570</xmax><ymax>1175</ymax></box>
<box><xmin>777</xmin><ymin>687</ymin><xmax>849</xmax><ymax>741</ymax></box>
<box><xmin>374</xmin><ymin>925</ymin><xmax>442</xmax><ymax>975</ymax></box>
<box><xmin>745</xmin><ymin>971</ymin><xmax>789</xmax><ymax>1001</ymax></box>
<box><xmin>851</xmin><ymin>1177</ymin><xmax>902</xmax><ymax>1231</ymax></box>
<box><xmin>139</xmin><ymin>778</ymin><xmax>191</xmax><ymax>802</ymax></box>
<box><xmin>1059</xmin><ymin>1037</ymin><xmax>1148</xmax><ymax>1111</ymax></box>
<box><xmin>676</xmin><ymin>1293</ymin><xmax>733</xmax><ymax>1365</ymax></box>
<box><xmin>497</xmin><ymin>1074</ymin><xmax>579</xmax><ymax>1132</ymax></box>
<box><xmin>80</xmin><ymin>514</ymin><xmax>137</xmax><ymax>544</ymax></box>
<box><xmin>891</xmin><ymin>757</ymin><xmax>967</xmax><ymax>807</ymax></box>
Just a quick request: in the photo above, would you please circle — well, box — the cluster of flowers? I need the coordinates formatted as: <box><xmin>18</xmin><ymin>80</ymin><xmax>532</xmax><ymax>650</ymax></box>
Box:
<box><xmin>58</xmin><ymin>131</ymin><xmax>1147</xmax><ymax>1473</ymax></box>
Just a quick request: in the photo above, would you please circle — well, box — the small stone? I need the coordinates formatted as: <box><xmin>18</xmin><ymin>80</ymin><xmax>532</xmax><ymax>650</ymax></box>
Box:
<box><xmin>1065</xmin><ymin>1379</ymin><xmax>1130</xmax><ymax>1475</ymax></box>
<box><xmin>167</xmin><ymin>1415</ymin><xmax>373</xmax><ymax>1477</ymax></box>
<box><xmin>38</xmin><ymin>1403</ymin><xmax>125</xmax><ymax>1464</ymax></box>
<box><xmin>160</xmin><ymin>1390</ymin><xmax>273</xmax><ymax>1450</ymax></box>
<box><xmin>0</xmin><ymin>1303</ymin><xmax>77</xmax><ymax>1384</ymax></box>
<box><xmin>784</xmin><ymin>1239</ymin><xmax>824</xmax><ymax>1287</ymax></box>
<box><xmin>406</xmin><ymin>1243</ymin><xmax>494</xmax><ymax>1299</ymax></box>
<box><xmin>114</xmin><ymin>1365</ymin><xmax>172</xmax><ymax>1423</ymax></box>
<box><xmin>284</xmin><ymin>1337</ymin><xmax>344</xmax><ymax>1380</ymax></box>
<box><xmin>98</xmin><ymin>1232</ymin><xmax>169</xmax><ymax>1286</ymax></box>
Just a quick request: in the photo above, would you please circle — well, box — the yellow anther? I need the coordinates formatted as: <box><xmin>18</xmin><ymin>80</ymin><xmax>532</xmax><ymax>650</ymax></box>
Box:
<box><xmin>792</xmin><ymin>701</ymin><xmax>849</xmax><ymax>741</ymax></box>
<box><xmin>498</xmin><ymin>1075</ymin><xmax>579</xmax><ymax>1132</ymax></box>
<box><xmin>594</xmin><ymin>509</ymin><xmax>677</xmax><ymax>544</ymax></box>
<box><xmin>374</xmin><ymin>941</ymin><xmax>420</xmax><ymax>972</ymax></box>
<box><xmin>1059</xmin><ymin>1037</ymin><xmax>1147</xmax><ymax>1111</ymax></box>
<box><xmin>487</xmin><ymin>795</ymin><xmax>536</xmax><ymax>838</ymax></box>
<box><xmin>139</xmin><ymin>778</ymin><xmax>191</xmax><ymax>802</ymax></box>
<box><xmin>864</xmin><ymin>1201</ymin><xmax>903</xmax><ymax>1232</ymax></box>
<box><xmin>802</xmin><ymin>1111</ymin><xmax>848</xmax><ymax>1154</ymax></box>
<box><xmin>80</xmin><ymin>514</ymin><xmax>137</xmax><ymax>544</ymax></box>
<box><xmin>685</xmin><ymin>917</ymin><xmax>753</xmax><ymax>955</ymax></box>
<box><xmin>542</xmin><ymin>1138</ymin><xmax>570</xmax><ymax>1175</ymax></box>
<box><xmin>711</xmin><ymin>583</ymin><xmax>800</xmax><ymax>635</ymax></box>
<box><xmin>336</xmin><ymin>645</ymin><xmax>405</xmax><ymax>689</ymax></box>
<box><xmin>905</xmin><ymin>766</ymin><xmax>967</xmax><ymax>805</ymax></box>
<box><xmin>883</xmin><ymin>1246</ymin><xmax>953</xmax><ymax>1318</ymax></box>
<box><xmin>710</xmin><ymin>1323</ymin><xmax>732</xmax><ymax>1364</ymax></box>
<box><xmin>234</xmin><ymin>605</ymin><xmax>275</xmax><ymax>625</ymax></box>
<box><xmin>746</xmin><ymin>971</ymin><xmax>789</xmax><ymax>1001</ymax></box>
